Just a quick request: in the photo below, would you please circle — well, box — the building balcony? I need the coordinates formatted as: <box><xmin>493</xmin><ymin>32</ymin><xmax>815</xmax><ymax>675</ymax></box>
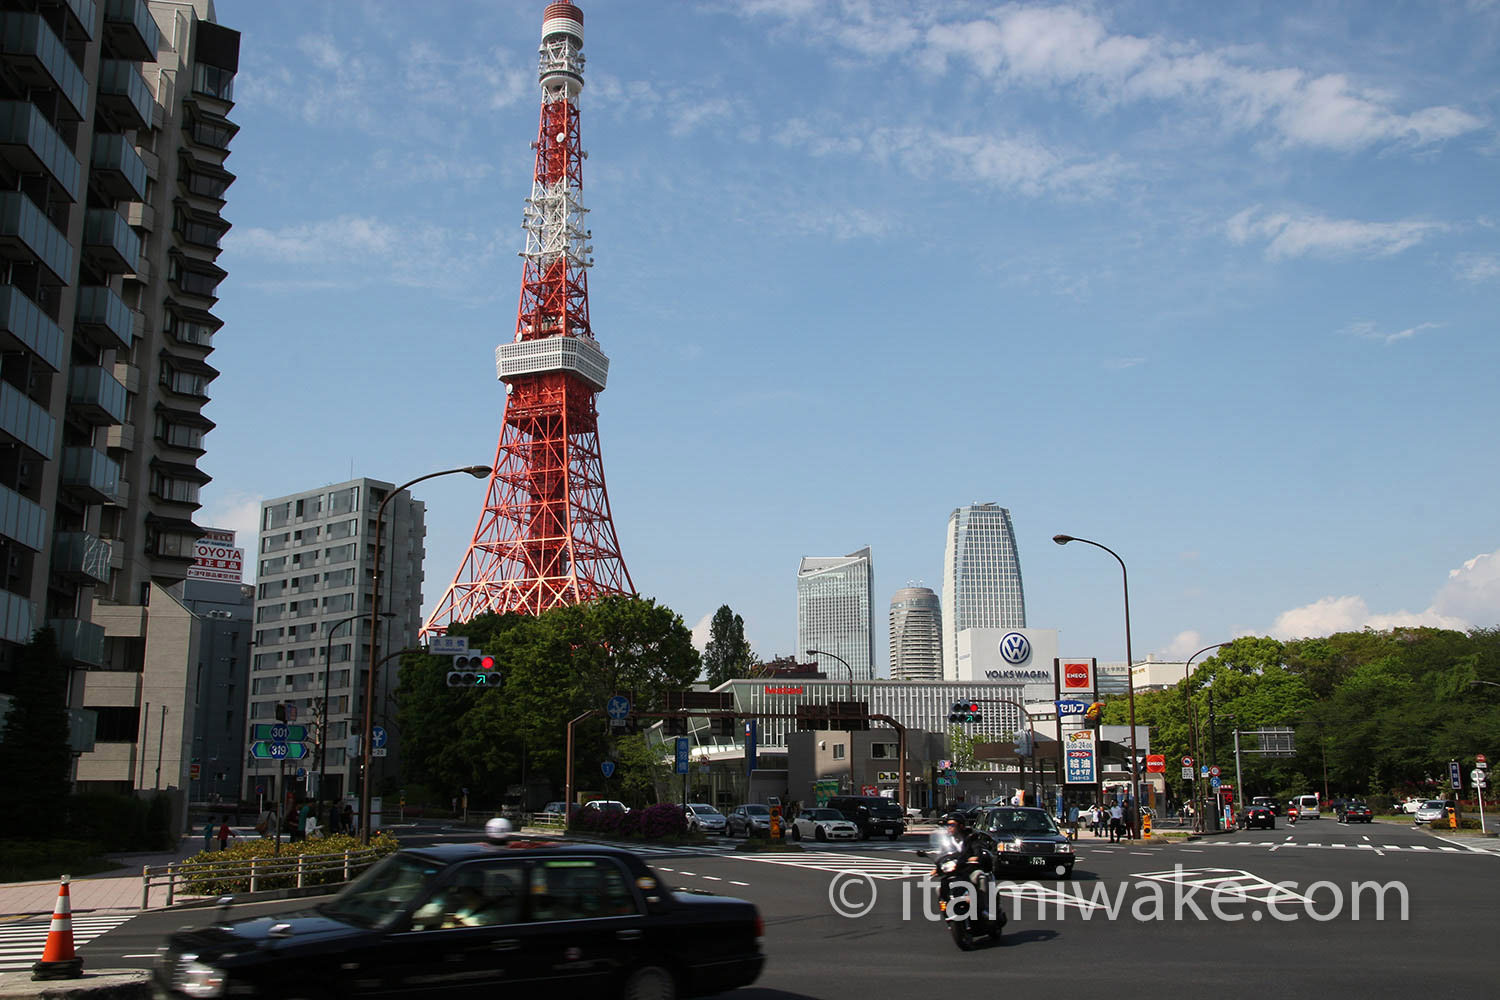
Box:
<box><xmin>0</xmin><ymin>191</ymin><xmax>74</xmax><ymax>286</ymax></box>
<box><xmin>52</xmin><ymin>530</ymin><xmax>112</xmax><ymax>585</ymax></box>
<box><xmin>125</xmin><ymin>253</ymin><xmax>151</xmax><ymax>284</ymax></box>
<box><xmin>0</xmin><ymin>14</ymin><xmax>88</xmax><ymax>121</ymax></box>
<box><xmin>90</xmin><ymin>132</ymin><xmax>148</xmax><ymax>202</ymax></box>
<box><xmin>67</xmin><ymin>365</ymin><xmax>128</xmax><ymax>426</ymax></box>
<box><xmin>49</xmin><ymin>616</ymin><xmax>105</xmax><ymax>667</ymax></box>
<box><xmin>0</xmin><ymin>481</ymin><xmax>46</xmax><ymax>551</ymax></box>
<box><xmin>106</xmin><ymin>423</ymin><xmax>134</xmax><ymax>453</ymax></box>
<box><xmin>62</xmin><ymin>0</ymin><xmax>98</xmax><ymax>43</ymax></box>
<box><xmin>0</xmin><ymin>283</ymin><xmax>64</xmax><ymax>371</ymax></box>
<box><xmin>104</xmin><ymin>473</ymin><xmax>129</xmax><ymax>507</ymax></box>
<box><xmin>0</xmin><ymin>379</ymin><xmax>56</xmax><ymax>457</ymax></box>
<box><xmin>0</xmin><ymin>101</ymin><xmax>82</xmax><ymax>203</ymax></box>
<box><xmin>75</xmin><ymin>284</ymin><xmax>133</xmax><ymax>351</ymax></box>
<box><xmin>61</xmin><ymin>446</ymin><xmax>121</xmax><ymax>503</ymax></box>
<box><xmin>102</xmin><ymin>0</ymin><xmax>159</xmax><ymax>62</ymax></box>
<box><xmin>97</xmin><ymin>59</ymin><xmax>153</xmax><ymax>131</ymax></box>
<box><xmin>123</xmin><ymin>200</ymin><xmax>154</xmax><ymax>231</ymax></box>
<box><xmin>112</xmin><ymin>361</ymin><xmax>139</xmax><ymax>394</ymax></box>
<box><xmin>0</xmin><ymin>587</ymin><xmax>37</xmax><ymax>646</ymax></box>
<box><xmin>83</xmin><ymin>208</ymin><xmax>140</xmax><ymax>274</ymax></box>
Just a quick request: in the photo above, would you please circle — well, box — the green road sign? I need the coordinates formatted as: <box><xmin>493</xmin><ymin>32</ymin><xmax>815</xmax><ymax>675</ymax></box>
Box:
<box><xmin>251</xmin><ymin>723</ymin><xmax>307</xmax><ymax>742</ymax></box>
<box><xmin>250</xmin><ymin>740</ymin><xmax>308</xmax><ymax>761</ymax></box>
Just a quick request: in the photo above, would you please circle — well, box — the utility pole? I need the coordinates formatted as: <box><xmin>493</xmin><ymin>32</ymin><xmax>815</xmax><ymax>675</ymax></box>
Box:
<box><xmin>1207</xmin><ymin>690</ymin><xmax>1217</xmax><ymax>831</ymax></box>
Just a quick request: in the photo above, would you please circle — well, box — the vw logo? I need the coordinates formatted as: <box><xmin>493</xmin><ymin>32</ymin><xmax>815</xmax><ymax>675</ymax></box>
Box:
<box><xmin>999</xmin><ymin>632</ymin><xmax>1031</xmax><ymax>664</ymax></box>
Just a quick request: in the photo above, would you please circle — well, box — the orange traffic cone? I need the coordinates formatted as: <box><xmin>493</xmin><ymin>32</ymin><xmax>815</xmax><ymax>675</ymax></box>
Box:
<box><xmin>31</xmin><ymin>874</ymin><xmax>84</xmax><ymax>981</ymax></box>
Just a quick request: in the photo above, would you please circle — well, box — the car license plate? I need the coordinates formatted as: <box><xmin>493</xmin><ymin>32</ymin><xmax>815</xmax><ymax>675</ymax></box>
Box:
<box><xmin>1030</xmin><ymin>856</ymin><xmax>1047</xmax><ymax>866</ymax></box>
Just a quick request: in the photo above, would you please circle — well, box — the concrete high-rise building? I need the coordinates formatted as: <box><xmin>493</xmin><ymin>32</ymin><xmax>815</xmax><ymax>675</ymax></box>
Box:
<box><xmin>0</xmin><ymin>0</ymin><xmax>238</xmax><ymax>826</ymax></box>
<box><xmin>889</xmin><ymin>586</ymin><xmax>941</xmax><ymax>682</ymax></box>
<box><xmin>797</xmin><ymin>547</ymin><xmax>875</xmax><ymax>682</ymax></box>
<box><xmin>249</xmin><ymin>480</ymin><xmax>425</xmax><ymax>806</ymax></box>
<box><xmin>942</xmin><ymin>504</ymin><xmax>1026</xmax><ymax>680</ymax></box>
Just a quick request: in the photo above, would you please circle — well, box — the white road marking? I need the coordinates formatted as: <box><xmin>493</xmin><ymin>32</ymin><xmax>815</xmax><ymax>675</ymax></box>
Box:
<box><xmin>0</xmin><ymin>914</ymin><xmax>136</xmax><ymax>972</ymax></box>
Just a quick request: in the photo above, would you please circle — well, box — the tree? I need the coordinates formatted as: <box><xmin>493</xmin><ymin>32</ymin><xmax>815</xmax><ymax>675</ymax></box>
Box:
<box><xmin>0</xmin><ymin>629</ymin><xmax>72</xmax><ymax>839</ymax></box>
<box><xmin>702</xmin><ymin>605</ymin><xmax>754</xmax><ymax>688</ymax></box>
<box><xmin>394</xmin><ymin>597</ymin><xmax>701</xmax><ymax>806</ymax></box>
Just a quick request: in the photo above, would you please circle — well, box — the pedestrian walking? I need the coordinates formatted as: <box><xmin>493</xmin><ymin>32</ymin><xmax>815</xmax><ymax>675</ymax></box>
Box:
<box><xmin>202</xmin><ymin>819</ymin><xmax>214</xmax><ymax>852</ymax></box>
<box><xmin>1067</xmin><ymin>804</ymin><xmax>1080</xmax><ymax>840</ymax></box>
<box><xmin>1109</xmin><ymin>802</ymin><xmax>1123</xmax><ymax>843</ymax></box>
<box><xmin>217</xmin><ymin>815</ymin><xmax>235</xmax><ymax>851</ymax></box>
<box><xmin>343</xmin><ymin>804</ymin><xmax>355</xmax><ymax>836</ymax></box>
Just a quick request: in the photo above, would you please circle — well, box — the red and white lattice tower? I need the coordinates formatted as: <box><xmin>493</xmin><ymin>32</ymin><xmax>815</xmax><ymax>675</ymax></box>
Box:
<box><xmin>424</xmin><ymin>2</ymin><xmax>632</xmax><ymax>636</ymax></box>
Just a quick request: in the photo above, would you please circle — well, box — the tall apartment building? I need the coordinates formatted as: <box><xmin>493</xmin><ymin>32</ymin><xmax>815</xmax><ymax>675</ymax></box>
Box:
<box><xmin>797</xmin><ymin>546</ymin><xmax>875</xmax><ymax>682</ymax></box>
<box><xmin>942</xmin><ymin>503</ymin><xmax>1026</xmax><ymax>679</ymax></box>
<box><xmin>249</xmin><ymin>480</ymin><xmax>425</xmax><ymax>806</ymax></box>
<box><xmin>889</xmin><ymin>585</ymin><xmax>941</xmax><ymax>682</ymax></box>
<box><xmin>0</xmin><ymin>0</ymin><xmax>238</xmax><ymax>825</ymax></box>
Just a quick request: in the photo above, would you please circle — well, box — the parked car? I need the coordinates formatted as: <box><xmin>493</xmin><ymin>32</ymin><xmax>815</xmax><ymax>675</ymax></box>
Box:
<box><xmin>789</xmin><ymin>807</ymin><xmax>859</xmax><ymax>842</ymax></box>
<box><xmin>152</xmin><ymin>838</ymin><xmax>764</xmax><ymax>999</ymax></box>
<box><xmin>972</xmin><ymin>806</ymin><xmax>1074</xmax><ymax>879</ymax></box>
<box><xmin>1337</xmin><ymin>801</ymin><xmax>1374</xmax><ymax>823</ymax></box>
<box><xmin>826</xmin><ymin>795</ymin><xmax>906</xmax><ymax>840</ymax></box>
<box><xmin>583</xmin><ymin>799</ymin><xmax>628</xmax><ymax>815</ymax></box>
<box><xmin>1414</xmin><ymin>800</ymin><xmax>1453</xmax><ymax>824</ymax></box>
<box><xmin>727</xmin><ymin>804</ymin><xmax>772</xmax><ymax>837</ymax></box>
<box><xmin>1401</xmin><ymin>796</ymin><xmax>1425</xmax><ymax>814</ymax></box>
<box><xmin>1239</xmin><ymin>804</ymin><xmax>1276</xmax><ymax>830</ymax></box>
<box><xmin>685</xmin><ymin>803</ymin><xmax>727</xmax><ymax>834</ymax></box>
<box><xmin>536</xmin><ymin>801</ymin><xmax>568</xmax><ymax>820</ymax></box>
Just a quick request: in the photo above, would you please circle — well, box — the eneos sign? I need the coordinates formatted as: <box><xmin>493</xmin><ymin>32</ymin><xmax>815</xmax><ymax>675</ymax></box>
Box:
<box><xmin>1061</xmin><ymin>659</ymin><xmax>1093</xmax><ymax>690</ymax></box>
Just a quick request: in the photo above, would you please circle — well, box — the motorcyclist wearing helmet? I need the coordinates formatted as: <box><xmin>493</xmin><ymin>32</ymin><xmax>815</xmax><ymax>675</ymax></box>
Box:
<box><xmin>941</xmin><ymin>813</ymin><xmax>983</xmax><ymax>868</ymax></box>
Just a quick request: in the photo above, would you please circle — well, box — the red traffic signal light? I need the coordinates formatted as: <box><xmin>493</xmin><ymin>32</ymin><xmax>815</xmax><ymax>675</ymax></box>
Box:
<box><xmin>479</xmin><ymin>654</ymin><xmax>496</xmax><ymax>671</ymax></box>
<box><xmin>968</xmin><ymin>702</ymin><xmax>979</xmax><ymax>713</ymax></box>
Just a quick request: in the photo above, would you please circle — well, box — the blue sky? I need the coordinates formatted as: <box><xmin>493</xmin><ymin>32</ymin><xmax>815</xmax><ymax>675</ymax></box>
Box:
<box><xmin>200</xmin><ymin>0</ymin><xmax>1500</xmax><ymax>674</ymax></box>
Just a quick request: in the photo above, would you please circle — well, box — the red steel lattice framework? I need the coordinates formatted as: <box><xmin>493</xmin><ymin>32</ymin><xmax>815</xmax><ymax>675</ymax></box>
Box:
<box><xmin>424</xmin><ymin>2</ymin><xmax>632</xmax><ymax>636</ymax></box>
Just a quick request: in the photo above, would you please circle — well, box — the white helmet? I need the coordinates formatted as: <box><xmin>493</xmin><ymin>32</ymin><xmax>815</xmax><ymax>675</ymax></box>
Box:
<box><xmin>485</xmin><ymin>817</ymin><xmax>514</xmax><ymax>842</ymax></box>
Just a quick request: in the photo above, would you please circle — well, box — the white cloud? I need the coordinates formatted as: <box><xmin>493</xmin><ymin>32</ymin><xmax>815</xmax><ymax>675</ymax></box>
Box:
<box><xmin>1226</xmin><ymin>207</ymin><xmax>1443</xmax><ymax>259</ymax></box>
<box><xmin>690</xmin><ymin>613</ymin><xmax>713</xmax><ymax>652</ymax></box>
<box><xmin>1266</xmin><ymin>548</ymin><xmax>1500</xmax><ymax>639</ymax></box>
<box><xmin>1343</xmin><ymin>320</ymin><xmax>1440</xmax><ymax>344</ymax></box>
<box><xmin>197</xmin><ymin>490</ymin><xmax>265</xmax><ymax>585</ymax></box>
<box><xmin>1104</xmin><ymin>356</ymin><xmax>1144</xmax><ymax>369</ymax></box>
<box><xmin>1457</xmin><ymin>254</ymin><xmax>1500</xmax><ymax>283</ymax></box>
<box><xmin>1161</xmin><ymin>630</ymin><xmax>1204</xmax><ymax>659</ymax></box>
<box><xmin>742</xmin><ymin>3</ymin><xmax>1484</xmax><ymax>154</ymax></box>
<box><xmin>233</xmin><ymin>215</ymin><xmax>400</xmax><ymax>263</ymax></box>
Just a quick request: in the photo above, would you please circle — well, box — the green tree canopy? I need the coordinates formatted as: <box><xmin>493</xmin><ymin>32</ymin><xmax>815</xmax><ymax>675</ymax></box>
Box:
<box><xmin>702</xmin><ymin>605</ymin><xmax>755</xmax><ymax>688</ymax></box>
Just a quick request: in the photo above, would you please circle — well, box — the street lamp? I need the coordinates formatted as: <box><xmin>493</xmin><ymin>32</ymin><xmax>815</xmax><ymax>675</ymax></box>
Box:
<box><xmin>1471</xmin><ymin>680</ymin><xmax>1500</xmax><ymax>689</ymax></box>
<box><xmin>1054</xmin><ymin>533</ymin><xmax>1141</xmax><ymax>837</ymax></box>
<box><xmin>807</xmin><ymin>648</ymin><xmax>857</xmax><ymax>789</ymax></box>
<box><xmin>1181</xmin><ymin>641</ymin><xmax>1228</xmax><ymax>831</ymax></box>
<box><xmin>320</xmin><ymin>611</ymin><xmax>393</xmax><ymax>821</ymax></box>
<box><xmin>360</xmin><ymin>464</ymin><xmax>490</xmax><ymax>842</ymax></box>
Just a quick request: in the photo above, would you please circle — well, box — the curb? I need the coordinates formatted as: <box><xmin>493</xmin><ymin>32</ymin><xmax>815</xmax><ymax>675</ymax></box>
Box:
<box><xmin>0</xmin><ymin>969</ymin><xmax>151</xmax><ymax>999</ymax></box>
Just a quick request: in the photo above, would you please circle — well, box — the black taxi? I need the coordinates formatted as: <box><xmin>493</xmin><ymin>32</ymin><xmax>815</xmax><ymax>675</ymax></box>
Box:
<box><xmin>152</xmin><ymin>838</ymin><xmax>763</xmax><ymax>999</ymax></box>
<box><xmin>972</xmin><ymin>806</ymin><xmax>1075</xmax><ymax>879</ymax></box>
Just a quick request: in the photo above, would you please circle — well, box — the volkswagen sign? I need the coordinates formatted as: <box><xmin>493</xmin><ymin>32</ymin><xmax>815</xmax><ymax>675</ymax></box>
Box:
<box><xmin>999</xmin><ymin>631</ymin><xmax>1032</xmax><ymax>664</ymax></box>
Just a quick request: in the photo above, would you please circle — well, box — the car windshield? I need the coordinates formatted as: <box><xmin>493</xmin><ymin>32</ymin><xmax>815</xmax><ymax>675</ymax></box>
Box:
<box><xmin>868</xmin><ymin>801</ymin><xmax>902</xmax><ymax>816</ymax></box>
<box><xmin>689</xmin><ymin>804</ymin><xmax>721</xmax><ymax>816</ymax></box>
<box><xmin>1423</xmin><ymin>801</ymin><xmax>1445</xmax><ymax>808</ymax></box>
<box><xmin>983</xmin><ymin>809</ymin><xmax>1059</xmax><ymax>835</ymax></box>
<box><xmin>806</xmin><ymin>809</ymin><xmax>840</xmax><ymax>820</ymax></box>
<box><xmin>319</xmin><ymin>854</ymin><xmax>440</xmax><ymax>929</ymax></box>
<box><xmin>745</xmin><ymin>805</ymin><xmax>770</xmax><ymax>816</ymax></box>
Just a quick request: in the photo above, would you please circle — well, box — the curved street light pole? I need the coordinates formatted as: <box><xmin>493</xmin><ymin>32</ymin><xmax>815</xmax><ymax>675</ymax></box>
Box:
<box><xmin>1181</xmin><ymin>641</ymin><xmax>1228</xmax><ymax>832</ymax></box>
<box><xmin>318</xmin><ymin>612</ymin><xmax>362</xmax><ymax>819</ymax></box>
<box><xmin>806</xmin><ymin>648</ymin><xmax>856</xmax><ymax>791</ymax></box>
<box><xmin>360</xmin><ymin>465</ymin><xmax>491</xmax><ymax>843</ymax></box>
<box><xmin>1054</xmin><ymin>533</ymin><xmax>1140</xmax><ymax>837</ymax></box>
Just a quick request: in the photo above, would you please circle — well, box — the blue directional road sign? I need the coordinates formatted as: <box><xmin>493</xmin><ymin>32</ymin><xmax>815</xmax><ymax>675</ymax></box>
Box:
<box><xmin>675</xmin><ymin>737</ymin><xmax>690</xmax><ymax>775</ymax></box>
<box><xmin>251</xmin><ymin>740</ymin><xmax>308</xmax><ymax>760</ymax></box>
<box><xmin>1449</xmin><ymin>760</ymin><xmax>1463</xmax><ymax>790</ymax></box>
<box><xmin>601</xmin><ymin>761</ymin><xmax>616</xmax><ymax>779</ymax></box>
<box><xmin>606</xmin><ymin>695</ymin><xmax>630</xmax><ymax>721</ymax></box>
<box><xmin>371</xmin><ymin>726</ymin><xmax>388</xmax><ymax>750</ymax></box>
<box><xmin>1200</xmin><ymin>765</ymin><xmax>1209</xmax><ymax>777</ymax></box>
<box><xmin>1211</xmin><ymin>776</ymin><xmax>1222</xmax><ymax>789</ymax></box>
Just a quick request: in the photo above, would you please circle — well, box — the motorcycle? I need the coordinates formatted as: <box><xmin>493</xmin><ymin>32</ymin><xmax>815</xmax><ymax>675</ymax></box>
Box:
<box><xmin>920</xmin><ymin>828</ymin><xmax>1005</xmax><ymax>950</ymax></box>
<box><xmin>1287</xmin><ymin>806</ymin><xmax>1299</xmax><ymax>826</ymax></box>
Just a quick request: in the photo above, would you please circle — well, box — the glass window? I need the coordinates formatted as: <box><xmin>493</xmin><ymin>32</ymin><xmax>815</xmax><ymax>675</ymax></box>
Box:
<box><xmin>528</xmin><ymin>859</ymin><xmax>638</xmax><ymax>921</ymax></box>
<box><xmin>191</xmin><ymin>63</ymin><xmax>235</xmax><ymax>101</ymax></box>
<box><xmin>411</xmin><ymin>862</ymin><xmax>526</xmax><ymax>931</ymax></box>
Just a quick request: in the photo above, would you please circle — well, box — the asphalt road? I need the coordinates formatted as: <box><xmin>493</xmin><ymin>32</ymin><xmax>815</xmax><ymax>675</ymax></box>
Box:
<box><xmin>51</xmin><ymin>819</ymin><xmax>1500</xmax><ymax>999</ymax></box>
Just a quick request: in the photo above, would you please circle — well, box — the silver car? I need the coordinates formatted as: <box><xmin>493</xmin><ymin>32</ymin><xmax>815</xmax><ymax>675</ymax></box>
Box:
<box><xmin>727</xmin><ymin>804</ymin><xmax>771</xmax><ymax>837</ymax></box>
<box><xmin>1413</xmin><ymin>799</ymin><xmax>1452</xmax><ymax>823</ymax></box>
<box><xmin>685</xmin><ymin>803</ymin><xmax>727</xmax><ymax>834</ymax></box>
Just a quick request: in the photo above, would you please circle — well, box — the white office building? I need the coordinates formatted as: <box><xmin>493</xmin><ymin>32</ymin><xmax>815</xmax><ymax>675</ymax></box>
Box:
<box><xmin>798</xmin><ymin>547</ymin><xmax>875</xmax><ymax>681</ymax></box>
<box><xmin>942</xmin><ymin>504</ymin><xmax>1026</xmax><ymax>679</ymax></box>
<box><xmin>889</xmin><ymin>586</ymin><xmax>941</xmax><ymax>682</ymax></box>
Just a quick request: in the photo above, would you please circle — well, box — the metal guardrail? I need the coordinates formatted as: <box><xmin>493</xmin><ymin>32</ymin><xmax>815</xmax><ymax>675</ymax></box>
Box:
<box><xmin>141</xmin><ymin>847</ymin><xmax>382</xmax><ymax>909</ymax></box>
<box><xmin>527</xmin><ymin>813</ymin><xmax>566</xmax><ymax>831</ymax></box>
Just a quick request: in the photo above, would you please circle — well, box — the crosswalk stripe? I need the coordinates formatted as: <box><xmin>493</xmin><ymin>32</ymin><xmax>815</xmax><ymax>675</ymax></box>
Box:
<box><xmin>0</xmin><ymin>913</ymin><xmax>135</xmax><ymax>972</ymax></box>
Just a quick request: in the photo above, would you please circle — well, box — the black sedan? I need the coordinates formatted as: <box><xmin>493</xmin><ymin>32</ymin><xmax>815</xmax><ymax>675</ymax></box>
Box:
<box><xmin>1239</xmin><ymin>804</ymin><xmax>1276</xmax><ymax>830</ymax></box>
<box><xmin>152</xmin><ymin>840</ymin><xmax>763</xmax><ymax>999</ymax></box>
<box><xmin>972</xmin><ymin>806</ymin><xmax>1075</xmax><ymax>879</ymax></box>
<box><xmin>1337</xmin><ymin>801</ymin><xmax>1374</xmax><ymax>823</ymax></box>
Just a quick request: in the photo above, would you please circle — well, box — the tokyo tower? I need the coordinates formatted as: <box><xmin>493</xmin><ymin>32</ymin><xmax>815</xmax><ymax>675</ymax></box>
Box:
<box><xmin>424</xmin><ymin>1</ymin><xmax>632</xmax><ymax>635</ymax></box>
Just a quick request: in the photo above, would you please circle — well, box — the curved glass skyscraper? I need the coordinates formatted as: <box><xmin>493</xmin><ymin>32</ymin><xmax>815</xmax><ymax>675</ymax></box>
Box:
<box><xmin>942</xmin><ymin>504</ymin><xmax>1026</xmax><ymax>679</ymax></box>
<box><xmin>890</xmin><ymin>586</ymin><xmax>942</xmax><ymax>682</ymax></box>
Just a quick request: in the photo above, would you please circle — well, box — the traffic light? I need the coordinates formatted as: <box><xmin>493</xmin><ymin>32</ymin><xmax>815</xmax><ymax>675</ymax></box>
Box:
<box><xmin>947</xmin><ymin>701</ymin><xmax>982</xmax><ymax>724</ymax></box>
<box><xmin>447</xmin><ymin>651</ymin><xmax>500</xmax><ymax>688</ymax></box>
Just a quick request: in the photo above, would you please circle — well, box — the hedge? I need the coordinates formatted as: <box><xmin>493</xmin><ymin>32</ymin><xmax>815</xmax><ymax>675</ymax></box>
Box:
<box><xmin>180</xmin><ymin>832</ymin><xmax>401</xmax><ymax>895</ymax></box>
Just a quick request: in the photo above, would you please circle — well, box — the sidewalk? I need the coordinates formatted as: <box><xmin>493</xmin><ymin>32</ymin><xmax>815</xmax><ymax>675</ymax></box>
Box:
<box><xmin>0</xmin><ymin>828</ymin><xmax>243</xmax><ymax>919</ymax></box>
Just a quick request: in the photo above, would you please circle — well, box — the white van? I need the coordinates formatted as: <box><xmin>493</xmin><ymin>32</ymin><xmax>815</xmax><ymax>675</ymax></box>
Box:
<box><xmin>1294</xmin><ymin>793</ymin><xmax>1320</xmax><ymax>819</ymax></box>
